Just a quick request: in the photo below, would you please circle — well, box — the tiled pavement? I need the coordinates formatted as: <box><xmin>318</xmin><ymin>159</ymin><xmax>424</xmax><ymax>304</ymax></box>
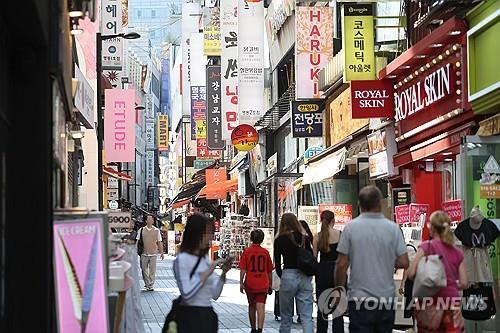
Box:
<box><xmin>141</xmin><ymin>257</ymin><xmax>408</xmax><ymax>333</ymax></box>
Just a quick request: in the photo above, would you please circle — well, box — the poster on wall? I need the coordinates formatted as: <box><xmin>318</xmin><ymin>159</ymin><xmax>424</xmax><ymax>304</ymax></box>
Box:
<box><xmin>182</xmin><ymin>3</ymin><xmax>201</xmax><ymax>117</ymax></box>
<box><xmin>318</xmin><ymin>204</ymin><xmax>353</xmax><ymax>227</ymax></box>
<box><xmin>298</xmin><ymin>206</ymin><xmax>320</xmax><ymax>234</ymax></box>
<box><xmin>203</xmin><ymin>6</ymin><xmax>221</xmax><ymax>56</ymax></box>
<box><xmin>53</xmin><ymin>216</ymin><xmax>108</xmax><ymax>333</ymax></box>
<box><xmin>342</xmin><ymin>3</ymin><xmax>375</xmax><ymax>82</ymax></box>
<box><xmin>104</xmin><ymin>89</ymin><xmax>135</xmax><ymax>162</ymax></box>
<box><xmin>395</xmin><ymin>205</ymin><xmax>410</xmax><ymax>225</ymax></box>
<box><xmin>295</xmin><ymin>7</ymin><xmax>333</xmax><ymax>99</ymax></box>
<box><xmin>206</xmin><ymin>65</ymin><xmax>225</xmax><ymax>150</ymax></box>
<box><xmin>220</xmin><ymin>0</ymin><xmax>239</xmax><ymax>139</ymax></box>
<box><xmin>291</xmin><ymin>100</ymin><xmax>324</xmax><ymax>138</ymax></box>
<box><xmin>409</xmin><ymin>203</ymin><xmax>429</xmax><ymax>225</ymax></box>
<box><xmin>238</xmin><ymin>0</ymin><xmax>264</xmax><ymax>123</ymax></box>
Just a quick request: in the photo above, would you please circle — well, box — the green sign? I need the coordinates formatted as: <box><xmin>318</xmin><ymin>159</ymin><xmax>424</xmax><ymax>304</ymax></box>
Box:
<box><xmin>194</xmin><ymin>159</ymin><xmax>215</xmax><ymax>170</ymax></box>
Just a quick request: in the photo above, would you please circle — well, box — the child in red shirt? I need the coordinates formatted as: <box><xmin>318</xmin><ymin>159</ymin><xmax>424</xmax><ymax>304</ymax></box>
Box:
<box><xmin>239</xmin><ymin>229</ymin><xmax>273</xmax><ymax>333</ymax></box>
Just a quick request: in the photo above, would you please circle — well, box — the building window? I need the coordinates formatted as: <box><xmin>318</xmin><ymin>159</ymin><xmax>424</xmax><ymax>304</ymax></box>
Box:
<box><xmin>137</xmin><ymin>10</ymin><xmax>141</xmax><ymax>18</ymax></box>
<box><xmin>152</xmin><ymin>10</ymin><xmax>156</xmax><ymax>18</ymax></box>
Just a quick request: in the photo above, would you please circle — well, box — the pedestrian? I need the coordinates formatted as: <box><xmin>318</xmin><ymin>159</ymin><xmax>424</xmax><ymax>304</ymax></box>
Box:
<box><xmin>313</xmin><ymin>210</ymin><xmax>344</xmax><ymax>333</ymax></box>
<box><xmin>239</xmin><ymin>229</ymin><xmax>274</xmax><ymax>333</ymax></box>
<box><xmin>398</xmin><ymin>242</ymin><xmax>417</xmax><ymax>332</ymax></box>
<box><xmin>274</xmin><ymin>213</ymin><xmax>314</xmax><ymax>333</ymax></box>
<box><xmin>335</xmin><ymin>186</ymin><xmax>409</xmax><ymax>333</ymax></box>
<box><xmin>171</xmin><ymin>213</ymin><xmax>232</xmax><ymax>332</ymax></box>
<box><xmin>408</xmin><ymin>211</ymin><xmax>468</xmax><ymax>333</ymax></box>
<box><xmin>137</xmin><ymin>214</ymin><xmax>164</xmax><ymax>291</ymax></box>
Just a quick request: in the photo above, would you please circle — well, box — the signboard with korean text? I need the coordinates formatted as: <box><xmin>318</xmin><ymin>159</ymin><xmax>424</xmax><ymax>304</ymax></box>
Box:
<box><xmin>145</xmin><ymin>121</ymin><xmax>155</xmax><ymax>150</ymax></box>
<box><xmin>221</xmin><ymin>0</ymin><xmax>239</xmax><ymax>139</ymax></box>
<box><xmin>74</xmin><ymin>65</ymin><xmax>94</xmax><ymax>129</ymax></box>
<box><xmin>291</xmin><ymin>100</ymin><xmax>324</xmax><ymax>138</ymax></box>
<box><xmin>101</xmin><ymin>0</ymin><xmax>123</xmax><ymax>70</ymax></box>
<box><xmin>194</xmin><ymin>159</ymin><xmax>215</xmax><ymax>170</ymax></box>
<box><xmin>318</xmin><ymin>204</ymin><xmax>353</xmax><ymax>227</ymax></box>
<box><xmin>197</xmin><ymin>139</ymin><xmax>222</xmax><ymax>159</ymax></box>
<box><xmin>442</xmin><ymin>200</ymin><xmax>463</xmax><ymax>223</ymax></box>
<box><xmin>157</xmin><ymin>115</ymin><xmax>168</xmax><ymax>151</ymax></box>
<box><xmin>351</xmin><ymin>80</ymin><xmax>394</xmax><ymax>118</ymax></box>
<box><xmin>191</xmin><ymin>86</ymin><xmax>207</xmax><ymax>140</ymax></box>
<box><xmin>342</xmin><ymin>3</ymin><xmax>375</xmax><ymax>81</ymax></box>
<box><xmin>206</xmin><ymin>66</ymin><xmax>225</xmax><ymax>150</ymax></box>
<box><xmin>206</xmin><ymin>168</ymin><xmax>227</xmax><ymax>185</ymax></box>
<box><xmin>203</xmin><ymin>6</ymin><xmax>221</xmax><ymax>56</ymax></box>
<box><xmin>182</xmin><ymin>3</ymin><xmax>201</xmax><ymax>117</ymax></box>
<box><xmin>238</xmin><ymin>0</ymin><xmax>264</xmax><ymax>123</ymax></box>
<box><xmin>298</xmin><ymin>206</ymin><xmax>320</xmax><ymax>234</ymax></box>
<box><xmin>53</xmin><ymin>216</ymin><xmax>108</xmax><ymax>333</ymax></box>
<box><xmin>146</xmin><ymin>150</ymin><xmax>155</xmax><ymax>186</ymax></box>
<box><xmin>295</xmin><ymin>7</ymin><xmax>333</xmax><ymax>99</ymax></box>
<box><xmin>395</xmin><ymin>205</ymin><xmax>410</xmax><ymax>225</ymax></box>
<box><xmin>145</xmin><ymin>94</ymin><xmax>154</xmax><ymax>119</ymax></box>
<box><xmin>104</xmin><ymin>89</ymin><xmax>135</xmax><ymax>162</ymax></box>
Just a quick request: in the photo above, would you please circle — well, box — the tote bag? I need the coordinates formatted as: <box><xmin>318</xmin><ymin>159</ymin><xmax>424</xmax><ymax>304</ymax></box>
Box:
<box><xmin>412</xmin><ymin>242</ymin><xmax>447</xmax><ymax>298</ymax></box>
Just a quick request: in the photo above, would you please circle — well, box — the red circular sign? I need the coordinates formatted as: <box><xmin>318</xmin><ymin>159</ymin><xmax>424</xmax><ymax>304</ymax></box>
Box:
<box><xmin>231</xmin><ymin>124</ymin><xmax>258</xmax><ymax>151</ymax></box>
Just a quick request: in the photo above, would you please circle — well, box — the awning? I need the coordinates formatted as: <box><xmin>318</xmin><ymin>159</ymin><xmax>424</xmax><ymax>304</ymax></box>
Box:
<box><xmin>302</xmin><ymin>147</ymin><xmax>347</xmax><ymax>185</ymax></box>
<box><xmin>172</xmin><ymin>199</ymin><xmax>191</xmax><ymax>209</ymax></box>
<box><xmin>197</xmin><ymin>178</ymin><xmax>239</xmax><ymax>199</ymax></box>
<box><xmin>103</xmin><ymin>166</ymin><xmax>132</xmax><ymax>181</ymax></box>
<box><xmin>166</xmin><ymin>181</ymin><xmax>205</xmax><ymax>211</ymax></box>
<box><xmin>477</xmin><ymin>113</ymin><xmax>500</xmax><ymax>137</ymax></box>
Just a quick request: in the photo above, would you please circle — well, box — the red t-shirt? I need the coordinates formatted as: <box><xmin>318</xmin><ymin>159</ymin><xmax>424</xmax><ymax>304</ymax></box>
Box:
<box><xmin>239</xmin><ymin>244</ymin><xmax>274</xmax><ymax>293</ymax></box>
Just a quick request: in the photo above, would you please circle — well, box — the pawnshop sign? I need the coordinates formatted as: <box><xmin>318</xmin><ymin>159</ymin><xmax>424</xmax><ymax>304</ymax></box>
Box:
<box><xmin>351</xmin><ymin>80</ymin><xmax>394</xmax><ymax>118</ymax></box>
<box><xmin>104</xmin><ymin>89</ymin><xmax>135</xmax><ymax>162</ymax></box>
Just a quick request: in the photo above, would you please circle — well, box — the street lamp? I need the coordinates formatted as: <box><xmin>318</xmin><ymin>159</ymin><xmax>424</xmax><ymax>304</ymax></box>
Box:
<box><xmin>97</xmin><ymin>31</ymin><xmax>141</xmax><ymax>210</ymax></box>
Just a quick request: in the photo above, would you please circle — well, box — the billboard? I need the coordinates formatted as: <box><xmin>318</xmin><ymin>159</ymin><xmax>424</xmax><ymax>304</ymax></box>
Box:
<box><xmin>238</xmin><ymin>0</ymin><xmax>264</xmax><ymax>123</ymax></box>
<box><xmin>295</xmin><ymin>7</ymin><xmax>333</xmax><ymax>99</ymax></box>
<box><xmin>104</xmin><ymin>89</ymin><xmax>135</xmax><ymax>162</ymax></box>
<box><xmin>182</xmin><ymin>3</ymin><xmax>201</xmax><ymax>116</ymax></box>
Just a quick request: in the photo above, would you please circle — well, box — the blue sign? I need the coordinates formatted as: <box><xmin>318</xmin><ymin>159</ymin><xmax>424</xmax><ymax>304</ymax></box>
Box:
<box><xmin>291</xmin><ymin>100</ymin><xmax>324</xmax><ymax>138</ymax></box>
<box><xmin>304</xmin><ymin>146</ymin><xmax>324</xmax><ymax>164</ymax></box>
<box><xmin>160</xmin><ymin>59</ymin><xmax>171</xmax><ymax>117</ymax></box>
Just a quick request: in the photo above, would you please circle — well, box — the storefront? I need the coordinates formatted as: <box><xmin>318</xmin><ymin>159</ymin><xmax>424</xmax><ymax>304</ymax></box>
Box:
<box><xmin>379</xmin><ymin>17</ymin><xmax>474</xmax><ymax>227</ymax></box>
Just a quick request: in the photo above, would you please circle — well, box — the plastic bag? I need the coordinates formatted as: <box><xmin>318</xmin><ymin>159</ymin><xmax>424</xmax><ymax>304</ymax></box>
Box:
<box><xmin>272</xmin><ymin>270</ymin><xmax>280</xmax><ymax>291</ymax></box>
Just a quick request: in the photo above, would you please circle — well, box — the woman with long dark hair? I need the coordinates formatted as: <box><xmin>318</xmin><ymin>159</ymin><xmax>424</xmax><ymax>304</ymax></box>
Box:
<box><xmin>274</xmin><ymin>213</ymin><xmax>314</xmax><ymax>333</ymax></box>
<box><xmin>171</xmin><ymin>213</ymin><xmax>232</xmax><ymax>332</ymax></box>
<box><xmin>312</xmin><ymin>210</ymin><xmax>344</xmax><ymax>333</ymax></box>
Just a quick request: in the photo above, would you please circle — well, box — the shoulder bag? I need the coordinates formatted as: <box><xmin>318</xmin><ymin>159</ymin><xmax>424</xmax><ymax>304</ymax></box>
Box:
<box><xmin>136</xmin><ymin>228</ymin><xmax>144</xmax><ymax>256</ymax></box>
<box><xmin>292</xmin><ymin>233</ymin><xmax>318</xmax><ymax>276</ymax></box>
<box><xmin>162</xmin><ymin>255</ymin><xmax>204</xmax><ymax>333</ymax></box>
<box><xmin>412</xmin><ymin>241</ymin><xmax>447</xmax><ymax>298</ymax></box>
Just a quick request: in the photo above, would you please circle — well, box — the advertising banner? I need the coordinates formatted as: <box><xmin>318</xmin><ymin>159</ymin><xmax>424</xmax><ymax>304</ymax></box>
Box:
<box><xmin>409</xmin><ymin>203</ymin><xmax>429</xmax><ymax>225</ymax></box>
<box><xmin>157</xmin><ymin>115</ymin><xmax>168</xmax><ymax>151</ymax></box>
<box><xmin>167</xmin><ymin>230</ymin><xmax>176</xmax><ymax>255</ymax></box>
<box><xmin>298</xmin><ymin>206</ymin><xmax>320</xmax><ymax>234</ymax></box>
<box><xmin>53</xmin><ymin>218</ymin><xmax>108</xmax><ymax>333</ymax></box>
<box><xmin>74</xmin><ymin>65</ymin><xmax>95</xmax><ymax>129</ymax></box>
<box><xmin>104</xmin><ymin>89</ymin><xmax>135</xmax><ymax>162</ymax></box>
<box><xmin>146</xmin><ymin>150</ymin><xmax>155</xmax><ymax>186</ymax></box>
<box><xmin>145</xmin><ymin>121</ymin><xmax>155</xmax><ymax>150</ymax></box>
<box><xmin>203</xmin><ymin>6</ymin><xmax>221</xmax><ymax>56</ymax></box>
<box><xmin>367</xmin><ymin>129</ymin><xmax>388</xmax><ymax>178</ymax></box>
<box><xmin>295</xmin><ymin>7</ymin><xmax>333</xmax><ymax>99</ymax></box>
<box><xmin>238</xmin><ymin>0</ymin><xmax>264</xmax><ymax>123</ymax></box>
<box><xmin>342</xmin><ymin>3</ymin><xmax>375</xmax><ymax>81</ymax></box>
<box><xmin>351</xmin><ymin>80</ymin><xmax>395</xmax><ymax>118</ymax></box>
<box><xmin>291</xmin><ymin>100</ymin><xmax>324</xmax><ymax>138</ymax></box>
<box><xmin>206</xmin><ymin>66</ymin><xmax>225</xmax><ymax>150</ymax></box>
<box><xmin>221</xmin><ymin>0</ymin><xmax>239</xmax><ymax>139</ymax></box>
<box><xmin>395</xmin><ymin>205</ymin><xmax>410</xmax><ymax>225</ymax></box>
<box><xmin>191</xmin><ymin>86</ymin><xmax>207</xmax><ymax>140</ymax></box>
<box><xmin>442</xmin><ymin>200</ymin><xmax>463</xmax><ymax>223</ymax></box>
<box><xmin>318</xmin><ymin>204</ymin><xmax>353</xmax><ymax>226</ymax></box>
<box><xmin>182</xmin><ymin>3</ymin><xmax>201</xmax><ymax>116</ymax></box>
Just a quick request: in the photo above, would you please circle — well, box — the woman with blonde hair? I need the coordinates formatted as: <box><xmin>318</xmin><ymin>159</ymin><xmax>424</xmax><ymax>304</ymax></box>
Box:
<box><xmin>313</xmin><ymin>210</ymin><xmax>344</xmax><ymax>333</ymax></box>
<box><xmin>408</xmin><ymin>211</ymin><xmax>468</xmax><ymax>333</ymax></box>
<box><xmin>274</xmin><ymin>213</ymin><xmax>314</xmax><ymax>333</ymax></box>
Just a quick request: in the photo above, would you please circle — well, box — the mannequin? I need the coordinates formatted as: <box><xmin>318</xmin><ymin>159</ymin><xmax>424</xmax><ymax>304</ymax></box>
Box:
<box><xmin>454</xmin><ymin>206</ymin><xmax>500</xmax><ymax>283</ymax></box>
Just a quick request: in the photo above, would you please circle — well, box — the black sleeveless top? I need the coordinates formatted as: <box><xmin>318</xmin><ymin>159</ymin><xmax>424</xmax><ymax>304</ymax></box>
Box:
<box><xmin>319</xmin><ymin>243</ymin><xmax>339</xmax><ymax>263</ymax></box>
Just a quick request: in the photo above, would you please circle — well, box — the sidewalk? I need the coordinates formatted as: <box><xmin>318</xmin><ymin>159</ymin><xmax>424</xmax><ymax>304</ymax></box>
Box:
<box><xmin>140</xmin><ymin>257</ymin><xmax>406</xmax><ymax>333</ymax></box>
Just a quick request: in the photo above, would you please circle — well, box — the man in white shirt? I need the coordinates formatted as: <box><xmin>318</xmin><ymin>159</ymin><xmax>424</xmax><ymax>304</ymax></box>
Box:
<box><xmin>137</xmin><ymin>214</ymin><xmax>164</xmax><ymax>291</ymax></box>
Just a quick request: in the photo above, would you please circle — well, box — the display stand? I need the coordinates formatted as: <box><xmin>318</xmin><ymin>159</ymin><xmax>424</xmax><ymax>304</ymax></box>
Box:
<box><xmin>220</xmin><ymin>214</ymin><xmax>258</xmax><ymax>267</ymax></box>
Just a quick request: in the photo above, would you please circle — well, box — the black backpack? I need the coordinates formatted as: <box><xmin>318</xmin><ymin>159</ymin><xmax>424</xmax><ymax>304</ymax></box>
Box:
<box><xmin>137</xmin><ymin>227</ymin><xmax>144</xmax><ymax>256</ymax></box>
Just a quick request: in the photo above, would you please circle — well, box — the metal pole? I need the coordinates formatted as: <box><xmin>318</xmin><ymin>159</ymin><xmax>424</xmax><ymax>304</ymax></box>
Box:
<box><xmin>97</xmin><ymin>32</ymin><xmax>104</xmax><ymax>211</ymax></box>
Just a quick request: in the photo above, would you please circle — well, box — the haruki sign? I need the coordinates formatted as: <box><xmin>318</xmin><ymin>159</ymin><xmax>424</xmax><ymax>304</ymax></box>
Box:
<box><xmin>351</xmin><ymin>80</ymin><xmax>395</xmax><ymax>118</ymax></box>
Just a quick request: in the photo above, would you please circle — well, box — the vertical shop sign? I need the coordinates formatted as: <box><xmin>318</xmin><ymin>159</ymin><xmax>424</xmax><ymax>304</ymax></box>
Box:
<box><xmin>190</xmin><ymin>33</ymin><xmax>208</xmax><ymax>139</ymax></box>
<box><xmin>395</xmin><ymin>205</ymin><xmax>410</xmax><ymax>225</ymax></box>
<box><xmin>53</xmin><ymin>218</ymin><xmax>108</xmax><ymax>333</ymax></box>
<box><xmin>145</xmin><ymin>121</ymin><xmax>155</xmax><ymax>150</ymax></box>
<box><xmin>101</xmin><ymin>0</ymin><xmax>123</xmax><ymax>87</ymax></box>
<box><xmin>238</xmin><ymin>0</ymin><xmax>264</xmax><ymax>124</ymax></box>
<box><xmin>104</xmin><ymin>89</ymin><xmax>135</xmax><ymax>162</ymax></box>
<box><xmin>191</xmin><ymin>86</ymin><xmax>207</xmax><ymax>140</ymax></box>
<box><xmin>291</xmin><ymin>100</ymin><xmax>324</xmax><ymax>138</ymax></box>
<box><xmin>295</xmin><ymin>7</ymin><xmax>333</xmax><ymax>99</ymax></box>
<box><xmin>157</xmin><ymin>115</ymin><xmax>168</xmax><ymax>151</ymax></box>
<box><xmin>182</xmin><ymin>3</ymin><xmax>201</xmax><ymax>116</ymax></box>
<box><xmin>206</xmin><ymin>66</ymin><xmax>225</xmax><ymax>150</ymax></box>
<box><xmin>146</xmin><ymin>150</ymin><xmax>155</xmax><ymax>186</ymax></box>
<box><xmin>221</xmin><ymin>0</ymin><xmax>239</xmax><ymax>139</ymax></box>
<box><xmin>342</xmin><ymin>3</ymin><xmax>375</xmax><ymax>82</ymax></box>
<box><xmin>203</xmin><ymin>6</ymin><xmax>221</xmax><ymax>56</ymax></box>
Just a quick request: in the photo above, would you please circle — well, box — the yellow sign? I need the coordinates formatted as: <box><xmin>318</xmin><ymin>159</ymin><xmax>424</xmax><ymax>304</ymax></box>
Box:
<box><xmin>203</xmin><ymin>7</ymin><xmax>221</xmax><ymax>56</ymax></box>
<box><xmin>195</xmin><ymin>119</ymin><xmax>206</xmax><ymax>139</ymax></box>
<box><xmin>157</xmin><ymin>115</ymin><xmax>169</xmax><ymax>151</ymax></box>
<box><xmin>342</xmin><ymin>3</ymin><xmax>376</xmax><ymax>81</ymax></box>
<box><xmin>298</xmin><ymin>104</ymin><xmax>320</xmax><ymax>112</ymax></box>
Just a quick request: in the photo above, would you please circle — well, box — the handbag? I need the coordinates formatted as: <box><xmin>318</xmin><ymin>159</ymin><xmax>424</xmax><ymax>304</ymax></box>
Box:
<box><xmin>136</xmin><ymin>228</ymin><xmax>144</xmax><ymax>256</ymax></box>
<box><xmin>292</xmin><ymin>233</ymin><xmax>318</xmax><ymax>276</ymax></box>
<box><xmin>162</xmin><ymin>255</ymin><xmax>204</xmax><ymax>333</ymax></box>
<box><xmin>412</xmin><ymin>241</ymin><xmax>447</xmax><ymax>298</ymax></box>
<box><xmin>271</xmin><ymin>270</ymin><xmax>280</xmax><ymax>291</ymax></box>
<box><xmin>462</xmin><ymin>283</ymin><xmax>496</xmax><ymax>320</ymax></box>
